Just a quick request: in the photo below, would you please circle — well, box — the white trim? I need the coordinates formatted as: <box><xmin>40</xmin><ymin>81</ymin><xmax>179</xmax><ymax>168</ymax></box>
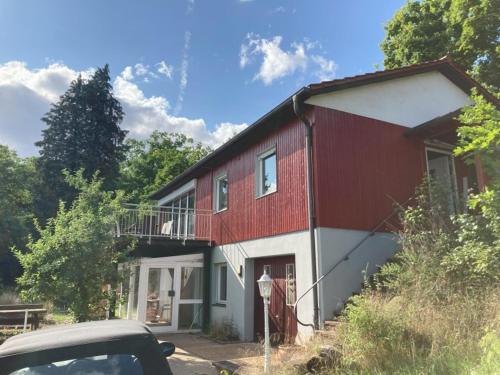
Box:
<box><xmin>256</xmin><ymin>146</ymin><xmax>277</xmax><ymax>198</ymax></box>
<box><xmin>285</xmin><ymin>263</ymin><xmax>296</xmax><ymax>306</ymax></box>
<box><xmin>214</xmin><ymin>263</ymin><xmax>228</xmax><ymax>304</ymax></box>
<box><xmin>214</xmin><ymin>173</ymin><xmax>228</xmax><ymax>213</ymax></box>
<box><xmin>157</xmin><ymin>179</ymin><xmax>197</xmax><ymax>206</ymax></box>
<box><xmin>134</xmin><ymin>254</ymin><xmax>204</xmax><ymax>333</ymax></box>
<box><xmin>425</xmin><ymin>146</ymin><xmax>460</xmax><ymax>211</ymax></box>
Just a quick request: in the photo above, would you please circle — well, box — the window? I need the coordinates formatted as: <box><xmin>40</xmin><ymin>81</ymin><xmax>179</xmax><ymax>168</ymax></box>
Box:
<box><xmin>286</xmin><ymin>264</ymin><xmax>296</xmax><ymax>305</ymax></box>
<box><xmin>10</xmin><ymin>354</ymin><xmax>144</xmax><ymax>375</ymax></box>
<box><xmin>215</xmin><ymin>263</ymin><xmax>228</xmax><ymax>304</ymax></box>
<box><xmin>214</xmin><ymin>174</ymin><xmax>228</xmax><ymax>212</ymax></box>
<box><xmin>426</xmin><ymin>148</ymin><xmax>458</xmax><ymax>213</ymax></box>
<box><xmin>164</xmin><ymin>189</ymin><xmax>195</xmax><ymax>238</ymax></box>
<box><xmin>257</xmin><ymin>148</ymin><xmax>277</xmax><ymax>197</ymax></box>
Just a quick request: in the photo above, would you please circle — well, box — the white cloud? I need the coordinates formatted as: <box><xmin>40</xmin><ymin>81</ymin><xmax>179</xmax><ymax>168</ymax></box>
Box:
<box><xmin>240</xmin><ymin>35</ymin><xmax>307</xmax><ymax>85</ymax></box>
<box><xmin>174</xmin><ymin>31</ymin><xmax>191</xmax><ymax>115</ymax></box>
<box><xmin>156</xmin><ymin>61</ymin><xmax>174</xmax><ymax>79</ymax></box>
<box><xmin>240</xmin><ymin>34</ymin><xmax>337</xmax><ymax>85</ymax></box>
<box><xmin>114</xmin><ymin>68</ymin><xmax>247</xmax><ymax>148</ymax></box>
<box><xmin>270</xmin><ymin>6</ymin><xmax>286</xmax><ymax>14</ymax></box>
<box><xmin>0</xmin><ymin>61</ymin><xmax>93</xmax><ymax>156</ymax></box>
<box><xmin>134</xmin><ymin>63</ymin><xmax>149</xmax><ymax>76</ymax></box>
<box><xmin>0</xmin><ymin>61</ymin><xmax>247</xmax><ymax>156</ymax></box>
<box><xmin>311</xmin><ymin>55</ymin><xmax>337</xmax><ymax>81</ymax></box>
<box><xmin>121</xmin><ymin>66</ymin><xmax>134</xmax><ymax>81</ymax></box>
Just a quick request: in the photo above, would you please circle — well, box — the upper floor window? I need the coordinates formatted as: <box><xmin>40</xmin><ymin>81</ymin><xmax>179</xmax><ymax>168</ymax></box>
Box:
<box><xmin>256</xmin><ymin>148</ymin><xmax>277</xmax><ymax>197</ymax></box>
<box><xmin>215</xmin><ymin>174</ymin><xmax>228</xmax><ymax>212</ymax></box>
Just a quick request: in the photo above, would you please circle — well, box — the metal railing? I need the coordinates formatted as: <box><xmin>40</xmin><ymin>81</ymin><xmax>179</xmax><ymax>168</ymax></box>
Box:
<box><xmin>116</xmin><ymin>204</ymin><xmax>212</xmax><ymax>243</ymax></box>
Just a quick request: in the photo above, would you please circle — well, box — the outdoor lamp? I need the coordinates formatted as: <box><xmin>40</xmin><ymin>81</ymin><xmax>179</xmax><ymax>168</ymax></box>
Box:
<box><xmin>257</xmin><ymin>272</ymin><xmax>272</xmax><ymax>373</ymax></box>
<box><xmin>257</xmin><ymin>273</ymin><xmax>272</xmax><ymax>299</ymax></box>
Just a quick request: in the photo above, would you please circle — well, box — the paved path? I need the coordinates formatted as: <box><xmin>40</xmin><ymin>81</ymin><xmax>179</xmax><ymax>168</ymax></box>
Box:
<box><xmin>158</xmin><ymin>333</ymin><xmax>265</xmax><ymax>375</ymax></box>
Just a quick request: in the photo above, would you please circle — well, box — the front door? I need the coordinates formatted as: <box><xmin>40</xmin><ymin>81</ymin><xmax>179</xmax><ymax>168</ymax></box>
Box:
<box><xmin>254</xmin><ymin>255</ymin><xmax>297</xmax><ymax>344</ymax></box>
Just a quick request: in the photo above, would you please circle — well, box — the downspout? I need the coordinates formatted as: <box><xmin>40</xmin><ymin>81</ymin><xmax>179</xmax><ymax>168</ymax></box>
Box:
<box><xmin>292</xmin><ymin>91</ymin><xmax>319</xmax><ymax>330</ymax></box>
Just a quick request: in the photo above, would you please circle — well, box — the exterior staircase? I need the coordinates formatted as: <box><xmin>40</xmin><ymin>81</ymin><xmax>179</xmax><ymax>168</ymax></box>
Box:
<box><xmin>315</xmin><ymin>320</ymin><xmax>343</xmax><ymax>342</ymax></box>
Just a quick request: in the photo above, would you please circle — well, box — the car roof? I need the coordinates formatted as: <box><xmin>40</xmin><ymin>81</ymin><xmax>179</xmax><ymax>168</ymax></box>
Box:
<box><xmin>0</xmin><ymin>320</ymin><xmax>154</xmax><ymax>358</ymax></box>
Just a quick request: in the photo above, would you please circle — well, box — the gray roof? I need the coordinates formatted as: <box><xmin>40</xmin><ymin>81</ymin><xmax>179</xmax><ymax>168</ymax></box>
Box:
<box><xmin>0</xmin><ymin>319</ymin><xmax>152</xmax><ymax>358</ymax></box>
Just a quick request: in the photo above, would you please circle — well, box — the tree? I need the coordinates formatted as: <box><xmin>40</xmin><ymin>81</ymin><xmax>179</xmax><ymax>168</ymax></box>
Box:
<box><xmin>381</xmin><ymin>0</ymin><xmax>500</xmax><ymax>90</ymax></box>
<box><xmin>36</xmin><ymin>65</ymin><xmax>127</xmax><ymax>220</ymax></box>
<box><xmin>0</xmin><ymin>145</ymin><xmax>35</xmax><ymax>286</ymax></box>
<box><xmin>119</xmin><ymin>131</ymin><xmax>211</xmax><ymax>202</ymax></box>
<box><xmin>454</xmin><ymin>89</ymin><xmax>500</xmax><ymax>183</ymax></box>
<box><xmin>15</xmin><ymin>171</ymin><xmax>132</xmax><ymax>321</ymax></box>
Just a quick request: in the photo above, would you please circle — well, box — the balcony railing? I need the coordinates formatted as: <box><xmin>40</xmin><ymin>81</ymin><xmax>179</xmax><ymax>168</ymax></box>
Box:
<box><xmin>116</xmin><ymin>204</ymin><xmax>212</xmax><ymax>243</ymax></box>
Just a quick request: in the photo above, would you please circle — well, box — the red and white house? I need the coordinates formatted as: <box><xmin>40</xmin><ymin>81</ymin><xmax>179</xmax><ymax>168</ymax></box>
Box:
<box><xmin>116</xmin><ymin>58</ymin><xmax>496</xmax><ymax>342</ymax></box>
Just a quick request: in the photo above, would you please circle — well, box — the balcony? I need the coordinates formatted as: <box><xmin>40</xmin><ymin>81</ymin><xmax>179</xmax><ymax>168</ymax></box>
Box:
<box><xmin>116</xmin><ymin>204</ymin><xmax>212</xmax><ymax>245</ymax></box>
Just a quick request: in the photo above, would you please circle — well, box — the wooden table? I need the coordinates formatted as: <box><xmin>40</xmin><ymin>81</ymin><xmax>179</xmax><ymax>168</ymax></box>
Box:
<box><xmin>0</xmin><ymin>308</ymin><xmax>47</xmax><ymax>332</ymax></box>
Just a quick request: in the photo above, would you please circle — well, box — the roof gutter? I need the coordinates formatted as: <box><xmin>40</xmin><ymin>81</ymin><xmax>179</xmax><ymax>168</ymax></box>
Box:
<box><xmin>292</xmin><ymin>89</ymin><xmax>320</xmax><ymax>331</ymax></box>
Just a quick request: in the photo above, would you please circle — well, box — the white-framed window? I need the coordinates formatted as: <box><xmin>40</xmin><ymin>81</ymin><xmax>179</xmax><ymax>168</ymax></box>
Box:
<box><xmin>256</xmin><ymin>147</ymin><xmax>277</xmax><ymax>197</ymax></box>
<box><xmin>286</xmin><ymin>263</ymin><xmax>296</xmax><ymax>305</ymax></box>
<box><xmin>215</xmin><ymin>263</ymin><xmax>227</xmax><ymax>304</ymax></box>
<box><xmin>214</xmin><ymin>174</ymin><xmax>228</xmax><ymax>212</ymax></box>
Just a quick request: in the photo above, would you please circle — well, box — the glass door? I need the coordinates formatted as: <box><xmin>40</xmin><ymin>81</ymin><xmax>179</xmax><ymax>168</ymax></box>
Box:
<box><xmin>145</xmin><ymin>267</ymin><xmax>175</xmax><ymax>327</ymax></box>
<box><xmin>135</xmin><ymin>258</ymin><xmax>205</xmax><ymax>332</ymax></box>
<box><xmin>178</xmin><ymin>266</ymin><xmax>204</xmax><ymax>330</ymax></box>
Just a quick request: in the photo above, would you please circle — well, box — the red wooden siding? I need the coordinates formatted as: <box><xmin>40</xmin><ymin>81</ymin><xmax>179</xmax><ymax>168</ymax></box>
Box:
<box><xmin>195</xmin><ymin>117</ymin><xmax>308</xmax><ymax>245</ymax></box>
<box><xmin>312</xmin><ymin>107</ymin><xmax>427</xmax><ymax>232</ymax></box>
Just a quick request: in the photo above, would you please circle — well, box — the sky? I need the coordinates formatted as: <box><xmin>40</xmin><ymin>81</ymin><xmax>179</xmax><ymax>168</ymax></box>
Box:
<box><xmin>0</xmin><ymin>0</ymin><xmax>405</xmax><ymax>157</ymax></box>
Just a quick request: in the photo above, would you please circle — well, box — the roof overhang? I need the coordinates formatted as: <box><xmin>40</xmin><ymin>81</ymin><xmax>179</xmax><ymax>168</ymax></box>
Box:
<box><xmin>150</xmin><ymin>57</ymin><xmax>499</xmax><ymax>200</ymax></box>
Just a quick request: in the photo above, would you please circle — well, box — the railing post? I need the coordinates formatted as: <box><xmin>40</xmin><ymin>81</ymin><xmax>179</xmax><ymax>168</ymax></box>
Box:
<box><xmin>209</xmin><ymin>212</ymin><xmax>212</xmax><ymax>243</ymax></box>
<box><xmin>23</xmin><ymin>309</ymin><xmax>28</xmax><ymax>332</ymax></box>
<box><xmin>148</xmin><ymin>207</ymin><xmax>153</xmax><ymax>244</ymax></box>
<box><xmin>184</xmin><ymin>208</ymin><xmax>189</xmax><ymax>240</ymax></box>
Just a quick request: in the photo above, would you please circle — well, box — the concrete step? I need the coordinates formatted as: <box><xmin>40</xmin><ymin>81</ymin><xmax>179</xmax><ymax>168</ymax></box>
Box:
<box><xmin>323</xmin><ymin>320</ymin><xmax>341</xmax><ymax>330</ymax></box>
<box><xmin>315</xmin><ymin>329</ymin><xmax>338</xmax><ymax>341</ymax></box>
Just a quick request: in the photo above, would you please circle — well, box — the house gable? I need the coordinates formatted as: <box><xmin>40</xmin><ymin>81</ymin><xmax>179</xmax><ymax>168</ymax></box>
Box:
<box><xmin>305</xmin><ymin>70</ymin><xmax>473</xmax><ymax>128</ymax></box>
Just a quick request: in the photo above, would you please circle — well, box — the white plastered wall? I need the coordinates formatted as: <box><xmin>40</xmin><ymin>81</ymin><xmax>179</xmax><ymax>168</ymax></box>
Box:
<box><xmin>306</xmin><ymin>71</ymin><xmax>472</xmax><ymax>127</ymax></box>
<box><xmin>315</xmin><ymin>227</ymin><xmax>398</xmax><ymax>321</ymax></box>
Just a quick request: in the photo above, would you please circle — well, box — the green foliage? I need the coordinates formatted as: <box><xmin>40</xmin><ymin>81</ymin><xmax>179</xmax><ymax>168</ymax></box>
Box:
<box><xmin>455</xmin><ymin>90</ymin><xmax>500</xmax><ymax>183</ymax></box>
<box><xmin>14</xmin><ymin>171</ymin><xmax>133</xmax><ymax>322</ymax></box>
<box><xmin>474</xmin><ymin>328</ymin><xmax>500</xmax><ymax>374</ymax></box>
<box><xmin>36</xmin><ymin>65</ymin><xmax>127</xmax><ymax>220</ymax></box>
<box><xmin>381</xmin><ymin>0</ymin><xmax>500</xmax><ymax>89</ymax></box>
<box><xmin>119</xmin><ymin>131</ymin><xmax>210</xmax><ymax>202</ymax></box>
<box><xmin>334</xmin><ymin>182</ymin><xmax>500</xmax><ymax>373</ymax></box>
<box><xmin>0</xmin><ymin>145</ymin><xmax>36</xmax><ymax>286</ymax></box>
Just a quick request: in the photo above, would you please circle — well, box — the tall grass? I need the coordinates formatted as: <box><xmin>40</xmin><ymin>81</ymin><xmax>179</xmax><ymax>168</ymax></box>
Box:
<box><xmin>311</xmin><ymin>184</ymin><xmax>500</xmax><ymax>374</ymax></box>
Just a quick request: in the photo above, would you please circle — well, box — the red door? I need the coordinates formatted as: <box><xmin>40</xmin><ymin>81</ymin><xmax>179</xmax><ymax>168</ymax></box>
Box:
<box><xmin>254</xmin><ymin>255</ymin><xmax>297</xmax><ymax>344</ymax></box>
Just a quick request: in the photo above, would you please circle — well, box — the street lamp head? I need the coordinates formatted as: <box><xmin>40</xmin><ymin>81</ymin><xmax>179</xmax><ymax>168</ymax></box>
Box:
<box><xmin>257</xmin><ymin>273</ymin><xmax>272</xmax><ymax>299</ymax></box>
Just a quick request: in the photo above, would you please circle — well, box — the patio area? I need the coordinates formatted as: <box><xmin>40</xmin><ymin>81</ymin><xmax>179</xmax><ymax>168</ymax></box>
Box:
<box><xmin>157</xmin><ymin>333</ymin><xmax>267</xmax><ymax>374</ymax></box>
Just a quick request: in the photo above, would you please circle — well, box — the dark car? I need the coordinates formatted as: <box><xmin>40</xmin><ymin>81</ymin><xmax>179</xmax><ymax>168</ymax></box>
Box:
<box><xmin>0</xmin><ymin>319</ymin><xmax>175</xmax><ymax>374</ymax></box>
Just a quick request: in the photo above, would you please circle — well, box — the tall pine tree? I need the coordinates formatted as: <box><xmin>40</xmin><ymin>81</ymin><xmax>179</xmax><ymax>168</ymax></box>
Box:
<box><xmin>35</xmin><ymin>65</ymin><xmax>127</xmax><ymax>220</ymax></box>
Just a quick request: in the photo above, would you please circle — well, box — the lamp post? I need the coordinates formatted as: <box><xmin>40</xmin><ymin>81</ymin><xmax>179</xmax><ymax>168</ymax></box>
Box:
<box><xmin>257</xmin><ymin>272</ymin><xmax>273</xmax><ymax>374</ymax></box>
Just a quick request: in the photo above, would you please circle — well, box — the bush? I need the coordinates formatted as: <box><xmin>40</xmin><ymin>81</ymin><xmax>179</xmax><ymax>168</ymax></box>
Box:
<box><xmin>326</xmin><ymin>182</ymin><xmax>500</xmax><ymax>374</ymax></box>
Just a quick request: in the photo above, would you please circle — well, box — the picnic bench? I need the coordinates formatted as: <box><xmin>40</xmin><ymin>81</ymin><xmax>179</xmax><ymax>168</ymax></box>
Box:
<box><xmin>0</xmin><ymin>304</ymin><xmax>47</xmax><ymax>332</ymax></box>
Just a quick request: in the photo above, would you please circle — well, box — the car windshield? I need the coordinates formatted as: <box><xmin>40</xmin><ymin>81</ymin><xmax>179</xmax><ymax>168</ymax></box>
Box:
<box><xmin>10</xmin><ymin>353</ymin><xmax>144</xmax><ymax>375</ymax></box>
